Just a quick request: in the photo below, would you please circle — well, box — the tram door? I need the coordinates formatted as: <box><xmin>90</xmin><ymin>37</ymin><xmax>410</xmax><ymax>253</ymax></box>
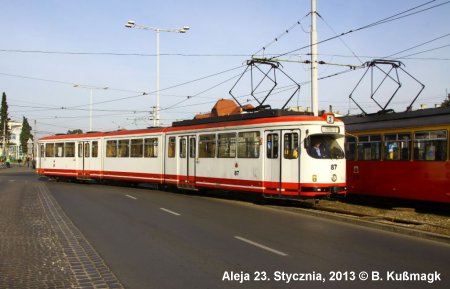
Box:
<box><xmin>38</xmin><ymin>143</ymin><xmax>44</xmax><ymax>169</ymax></box>
<box><xmin>264</xmin><ymin>130</ymin><xmax>300</xmax><ymax>196</ymax></box>
<box><xmin>178</xmin><ymin>135</ymin><xmax>196</xmax><ymax>188</ymax></box>
<box><xmin>76</xmin><ymin>141</ymin><xmax>90</xmax><ymax>178</ymax></box>
<box><xmin>281</xmin><ymin>130</ymin><xmax>300</xmax><ymax>193</ymax></box>
<box><xmin>264</xmin><ymin>131</ymin><xmax>281</xmax><ymax>195</ymax></box>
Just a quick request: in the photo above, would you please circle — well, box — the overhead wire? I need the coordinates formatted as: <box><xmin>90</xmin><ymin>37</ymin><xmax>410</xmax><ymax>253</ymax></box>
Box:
<box><xmin>317</xmin><ymin>14</ymin><xmax>364</xmax><ymax>65</ymax></box>
<box><xmin>392</xmin><ymin>44</ymin><xmax>450</xmax><ymax>60</ymax></box>
<box><xmin>252</xmin><ymin>14</ymin><xmax>310</xmax><ymax>57</ymax></box>
<box><xmin>5</xmin><ymin>0</ymin><xmax>449</xmax><ymax>131</ymax></box>
<box><xmin>10</xmin><ymin>104</ymin><xmax>151</xmax><ymax>114</ymax></box>
<box><xmin>0</xmin><ymin>49</ymin><xmax>256</xmax><ymax>58</ymax></box>
<box><xmin>0</xmin><ymin>72</ymin><xmax>146</xmax><ymax>95</ymax></box>
<box><xmin>5</xmin><ymin>0</ymin><xmax>448</xmax><ymax>116</ymax></box>
<box><xmin>271</xmin><ymin>0</ymin><xmax>449</xmax><ymax>60</ymax></box>
<box><xmin>51</xmin><ymin>64</ymin><xmax>245</xmax><ymax>109</ymax></box>
<box><xmin>384</xmin><ymin>33</ymin><xmax>450</xmax><ymax>59</ymax></box>
<box><xmin>0</xmin><ymin>64</ymin><xmax>246</xmax><ymax>113</ymax></box>
<box><xmin>162</xmin><ymin>71</ymin><xmax>245</xmax><ymax>111</ymax></box>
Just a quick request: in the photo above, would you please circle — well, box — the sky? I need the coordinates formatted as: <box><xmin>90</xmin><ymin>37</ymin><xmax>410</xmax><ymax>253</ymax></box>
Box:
<box><xmin>0</xmin><ymin>0</ymin><xmax>449</xmax><ymax>137</ymax></box>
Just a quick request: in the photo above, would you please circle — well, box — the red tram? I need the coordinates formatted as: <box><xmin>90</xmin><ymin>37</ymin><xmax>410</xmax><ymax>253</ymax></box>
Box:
<box><xmin>342</xmin><ymin>106</ymin><xmax>450</xmax><ymax>203</ymax></box>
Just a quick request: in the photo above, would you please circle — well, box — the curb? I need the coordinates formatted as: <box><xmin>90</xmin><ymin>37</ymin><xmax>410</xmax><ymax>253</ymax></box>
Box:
<box><xmin>277</xmin><ymin>205</ymin><xmax>450</xmax><ymax>245</ymax></box>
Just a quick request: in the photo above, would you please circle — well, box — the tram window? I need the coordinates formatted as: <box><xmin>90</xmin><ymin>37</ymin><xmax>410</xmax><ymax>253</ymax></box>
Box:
<box><xmin>199</xmin><ymin>134</ymin><xmax>216</xmax><ymax>158</ymax></box>
<box><xmin>64</xmin><ymin>142</ymin><xmax>75</xmax><ymax>157</ymax></box>
<box><xmin>118</xmin><ymin>140</ymin><xmax>129</xmax><ymax>157</ymax></box>
<box><xmin>55</xmin><ymin>143</ymin><xmax>64</xmax><ymax>158</ymax></box>
<box><xmin>130</xmin><ymin>139</ymin><xmax>143</xmax><ymax>158</ymax></box>
<box><xmin>180</xmin><ymin>138</ymin><xmax>187</xmax><ymax>158</ymax></box>
<box><xmin>84</xmin><ymin>143</ymin><xmax>90</xmax><ymax>158</ymax></box>
<box><xmin>106</xmin><ymin>140</ymin><xmax>117</xmax><ymax>157</ymax></box>
<box><xmin>345</xmin><ymin>136</ymin><xmax>357</xmax><ymax>160</ymax></box>
<box><xmin>284</xmin><ymin>133</ymin><xmax>299</xmax><ymax>159</ymax></box>
<box><xmin>384</xmin><ymin>133</ymin><xmax>410</xmax><ymax>161</ymax></box>
<box><xmin>168</xmin><ymin>137</ymin><xmax>176</xmax><ymax>158</ymax></box>
<box><xmin>40</xmin><ymin>144</ymin><xmax>45</xmax><ymax>157</ymax></box>
<box><xmin>144</xmin><ymin>138</ymin><xmax>158</xmax><ymax>158</ymax></box>
<box><xmin>218</xmin><ymin>133</ymin><xmax>236</xmax><ymax>158</ymax></box>
<box><xmin>357</xmin><ymin>135</ymin><xmax>381</xmax><ymax>160</ymax></box>
<box><xmin>92</xmin><ymin>141</ymin><xmax>98</xmax><ymax>158</ymax></box>
<box><xmin>266</xmin><ymin>133</ymin><xmax>279</xmax><ymax>159</ymax></box>
<box><xmin>414</xmin><ymin>130</ymin><xmax>448</xmax><ymax>161</ymax></box>
<box><xmin>307</xmin><ymin>135</ymin><xmax>345</xmax><ymax>159</ymax></box>
<box><xmin>238</xmin><ymin>131</ymin><xmax>260</xmax><ymax>158</ymax></box>
<box><xmin>45</xmin><ymin>143</ymin><xmax>55</xmax><ymax>157</ymax></box>
<box><xmin>78</xmin><ymin>143</ymin><xmax>83</xmax><ymax>157</ymax></box>
<box><xmin>189</xmin><ymin>138</ymin><xmax>196</xmax><ymax>158</ymax></box>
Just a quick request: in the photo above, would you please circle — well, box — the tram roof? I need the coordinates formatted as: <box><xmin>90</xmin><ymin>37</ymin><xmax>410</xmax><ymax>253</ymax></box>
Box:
<box><xmin>172</xmin><ymin>109</ymin><xmax>314</xmax><ymax>127</ymax></box>
<box><xmin>39</xmin><ymin>109</ymin><xmax>340</xmax><ymax>141</ymax></box>
<box><xmin>341</xmin><ymin>106</ymin><xmax>450</xmax><ymax>132</ymax></box>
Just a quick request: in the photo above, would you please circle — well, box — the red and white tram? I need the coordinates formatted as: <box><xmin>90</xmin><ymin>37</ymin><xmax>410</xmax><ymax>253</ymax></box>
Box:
<box><xmin>37</xmin><ymin>109</ymin><xmax>346</xmax><ymax>199</ymax></box>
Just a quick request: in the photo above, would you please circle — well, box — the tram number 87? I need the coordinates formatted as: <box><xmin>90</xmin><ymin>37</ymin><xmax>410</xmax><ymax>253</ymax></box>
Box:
<box><xmin>331</xmin><ymin>164</ymin><xmax>337</xmax><ymax>170</ymax></box>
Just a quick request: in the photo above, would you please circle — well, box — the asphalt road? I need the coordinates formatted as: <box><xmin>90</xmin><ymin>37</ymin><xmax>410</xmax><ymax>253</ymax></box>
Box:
<box><xmin>44</xmin><ymin>179</ymin><xmax>450</xmax><ymax>289</ymax></box>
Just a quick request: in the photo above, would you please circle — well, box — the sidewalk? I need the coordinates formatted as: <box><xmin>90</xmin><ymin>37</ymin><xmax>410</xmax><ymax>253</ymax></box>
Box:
<box><xmin>0</xmin><ymin>166</ymin><xmax>124</xmax><ymax>289</ymax></box>
<box><xmin>0</xmin><ymin>163</ymin><xmax>35</xmax><ymax>173</ymax></box>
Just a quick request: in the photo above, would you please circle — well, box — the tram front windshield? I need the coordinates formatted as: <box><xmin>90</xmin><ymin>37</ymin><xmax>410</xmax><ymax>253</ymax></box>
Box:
<box><xmin>306</xmin><ymin>134</ymin><xmax>345</xmax><ymax>159</ymax></box>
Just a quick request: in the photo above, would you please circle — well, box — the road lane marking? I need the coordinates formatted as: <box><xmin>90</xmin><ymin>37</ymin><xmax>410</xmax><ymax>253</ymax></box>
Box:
<box><xmin>234</xmin><ymin>236</ymin><xmax>288</xmax><ymax>257</ymax></box>
<box><xmin>125</xmin><ymin>194</ymin><xmax>137</xmax><ymax>200</ymax></box>
<box><xmin>160</xmin><ymin>208</ymin><xmax>181</xmax><ymax>216</ymax></box>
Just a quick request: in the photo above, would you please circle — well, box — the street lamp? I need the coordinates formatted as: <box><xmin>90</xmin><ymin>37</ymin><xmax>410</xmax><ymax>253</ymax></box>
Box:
<box><xmin>73</xmin><ymin>84</ymin><xmax>109</xmax><ymax>131</ymax></box>
<box><xmin>125</xmin><ymin>20</ymin><xmax>190</xmax><ymax>127</ymax></box>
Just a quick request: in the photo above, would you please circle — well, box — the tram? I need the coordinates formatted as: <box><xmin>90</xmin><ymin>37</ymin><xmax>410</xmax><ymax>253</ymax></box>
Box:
<box><xmin>36</xmin><ymin>103</ymin><xmax>346</xmax><ymax>200</ymax></box>
<box><xmin>342</xmin><ymin>106</ymin><xmax>450</xmax><ymax>203</ymax></box>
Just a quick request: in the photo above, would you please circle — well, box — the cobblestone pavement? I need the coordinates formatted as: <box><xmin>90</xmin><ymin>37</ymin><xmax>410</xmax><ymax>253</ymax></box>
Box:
<box><xmin>0</xmin><ymin>168</ymin><xmax>124</xmax><ymax>289</ymax></box>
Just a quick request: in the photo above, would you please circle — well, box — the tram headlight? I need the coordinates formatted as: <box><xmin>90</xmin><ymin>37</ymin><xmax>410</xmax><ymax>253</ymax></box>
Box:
<box><xmin>332</xmin><ymin>174</ymin><xmax>337</xmax><ymax>182</ymax></box>
<box><xmin>312</xmin><ymin>175</ymin><xmax>317</xmax><ymax>182</ymax></box>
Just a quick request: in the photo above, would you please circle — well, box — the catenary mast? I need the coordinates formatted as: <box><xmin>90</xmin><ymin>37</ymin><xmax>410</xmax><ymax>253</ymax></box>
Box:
<box><xmin>310</xmin><ymin>0</ymin><xmax>319</xmax><ymax>116</ymax></box>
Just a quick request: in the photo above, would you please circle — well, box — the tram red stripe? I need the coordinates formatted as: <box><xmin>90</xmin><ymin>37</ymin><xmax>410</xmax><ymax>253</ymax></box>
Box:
<box><xmin>38</xmin><ymin>168</ymin><xmax>345</xmax><ymax>194</ymax></box>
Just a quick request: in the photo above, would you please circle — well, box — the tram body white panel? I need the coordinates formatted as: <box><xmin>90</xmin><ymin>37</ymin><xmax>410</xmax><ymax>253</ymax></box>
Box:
<box><xmin>43</xmin><ymin>156</ymin><xmax>77</xmax><ymax>176</ymax></box>
<box><xmin>195</xmin><ymin>155</ymin><xmax>263</xmax><ymax>190</ymax></box>
<box><xmin>214</xmin><ymin>158</ymin><xmax>242</xmax><ymax>180</ymax></box>
<box><xmin>299</xmin><ymin>158</ymin><xmax>345</xmax><ymax>184</ymax></box>
<box><xmin>102</xmin><ymin>135</ymin><xmax>163</xmax><ymax>183</ymax></box>
<box><xmin>37</xmin><ymin>139</ymin><xmax>79</xmax><ymax>177</ymax></box>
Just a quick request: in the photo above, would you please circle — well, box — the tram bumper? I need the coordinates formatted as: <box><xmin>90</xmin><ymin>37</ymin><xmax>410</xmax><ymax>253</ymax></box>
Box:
<box><xmin>300</xmin><ymin>185</ymin><xmax>347</xmax><ymax>197</ymax></box>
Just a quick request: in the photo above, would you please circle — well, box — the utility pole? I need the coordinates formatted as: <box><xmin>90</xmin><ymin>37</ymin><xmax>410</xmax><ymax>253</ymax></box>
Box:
<box><xmin>34</xmin><ymin>120</ymin><xmax>37</xmax><ymax>160</ymax></box>
<box><xmin>2</xmin><ymin>121</ymin><xmax>5</xmax><ymax>159</ymax></box>
<box><xmin>73</xmin><ymin>84</ymin><xmax>109</xmax><ymax>132</ymax></box>
<box><xmin>310</xmin><ymin>0</ymin><xmax>319</xmax><ymax>116</ymax></box>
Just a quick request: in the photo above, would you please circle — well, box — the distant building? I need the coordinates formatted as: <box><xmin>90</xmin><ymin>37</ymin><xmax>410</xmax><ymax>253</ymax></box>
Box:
<box><xmin>0</xmin><ymin>120</ymin><xmax>24</xmax><ymax>160</ymax></box>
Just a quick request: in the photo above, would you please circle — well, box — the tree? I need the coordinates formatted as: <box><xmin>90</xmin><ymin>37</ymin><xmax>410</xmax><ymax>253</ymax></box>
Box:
<box><xmin>0</xmin><ymin>92</ymin><xmax>10</xmax><ymax>150</ymax></box>
<box><xmin>20</xmin><ymin>116</ymin><xmax>33</xmax><ymax>154</ymax></box>
<box><xmin>441</xmin><ymin>93</ymin><xmax>450</xmax><ymax>107</ymax></box>
<box><xmin>67</xmin><ymin>129</ymin><xmax>83</xmax><ymax>134</ymax></box>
